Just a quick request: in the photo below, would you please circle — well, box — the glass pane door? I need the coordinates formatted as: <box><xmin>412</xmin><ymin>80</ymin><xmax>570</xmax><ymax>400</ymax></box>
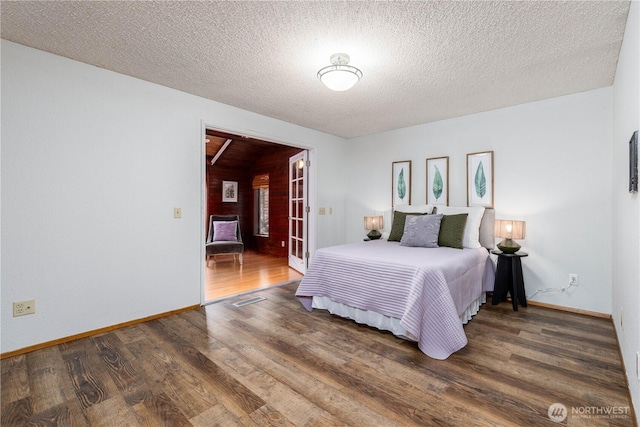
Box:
<box><xmin>288</xmin><ymin>151</ymin><xmax>308</xmax><ymax>274</ymax></box>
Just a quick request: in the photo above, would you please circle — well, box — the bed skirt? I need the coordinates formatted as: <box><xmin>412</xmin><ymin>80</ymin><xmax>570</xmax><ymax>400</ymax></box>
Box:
<box><xmin>311</xmin><ymin>292</ymin><xmax>487</xmax><ymax>343</ymax></box>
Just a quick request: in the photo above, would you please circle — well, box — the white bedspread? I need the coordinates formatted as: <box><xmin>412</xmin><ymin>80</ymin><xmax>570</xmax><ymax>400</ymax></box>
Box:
<box><xmin>295</xmin><ymin>240</ymin><xmax>494</xmax><ymax>359</ymax></box>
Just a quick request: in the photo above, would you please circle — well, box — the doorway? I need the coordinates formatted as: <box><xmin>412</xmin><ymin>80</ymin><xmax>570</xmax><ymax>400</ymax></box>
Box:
<box><xmin>203</xmin><ymin>127</ymin><xmax>312</xmax><ymax>303</ymax></box>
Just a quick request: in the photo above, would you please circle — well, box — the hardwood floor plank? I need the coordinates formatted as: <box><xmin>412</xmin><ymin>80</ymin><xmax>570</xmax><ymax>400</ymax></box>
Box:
<box><xmin>24</xmin><ymin>403</ymin><xmax>80</xmax><ymax>427</ymax></box>
<box><xmin>84</xmin><ymin>395</ymin><xmax>139</xmax><ymax>426</ymax></box>
<box><xmin>125</xmin><ymin>324</ymin><xmax>221</xmax><ymax>419</ymax></box>
<box><xmin>243</xmin><ymin>370</ymin><xmax>343</xmax><ymax>426</ymax></box>
<box><xmin>59</xmin><ymin>340</ymin><xmax>111</xmax><ymax>409</ymax></box>
<box><xmin>114</xmin><ymin>323</ymin><xmax>151</xmax><ymax>345</ymax></box>
<box><xmin>25</xmin><ymin>347</ymin><xmax>66</xmax><ymax>413</ymax></box>
<box><xmin>189</xmin><ymin>402</ymin><xmax>258</xmax><ymax>427</ymax></box>
<box><xmin>0</xmin><ymin>354</ymin><xmax>30</xmax><ymax>405</ymax></box>
<box><xmin>138</xmin><ymin>389</ymin><xmax>193</xmax><ymax>427</ymax></box>
<box><xmin>145</xmin><ymin>318</ymin><xmax>266</xmax><ymax>417</ymax></box>
<box><xmin>443</xmin><ymin>381</ymin><xmax>551</xmax><ymax>426</ymax></box>
<box><xmin>508</xmin><ymin>353</ymin><xmax>630</xmax><ymax>404</ymax></box>
<box><xmin>91</xmin><ymin>334</ymin><xmax>149</xmax><ymax>406</ymax></box>
<box><xmin>0</xmin><ymin>397</ymin><xmax>33</xmax><ymax>426</ymax></box>
<box><xmin>247</xmin><ymin>404</ymin><xmax>297</xmax><ymax>427</ymax></box>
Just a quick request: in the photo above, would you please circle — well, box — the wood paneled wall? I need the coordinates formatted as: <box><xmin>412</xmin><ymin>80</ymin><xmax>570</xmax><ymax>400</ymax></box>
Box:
<box><xmin>207</xmin><ymin>145</ymin><xmax>303</xmax><ymax>257</ymax></box>
<box><xmin>206</xmin><ymin>166</ymin><xmax>253</xmax><ymax>248</ymax></box>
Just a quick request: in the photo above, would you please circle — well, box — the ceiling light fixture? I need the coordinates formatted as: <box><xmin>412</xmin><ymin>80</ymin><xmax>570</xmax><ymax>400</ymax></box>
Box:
<box><xmin>317</xmin><ymin>53</ymin><xmax>362</xmax><ymax>91</ymax></box>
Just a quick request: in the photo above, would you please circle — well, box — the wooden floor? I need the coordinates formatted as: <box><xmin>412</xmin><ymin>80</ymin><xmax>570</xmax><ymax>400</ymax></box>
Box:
<box><xmin>205</xmin><ymin>251</ymin><xmax>303</xmax><ymax>301</ymax></box>
<box><xmin>1</xmin><ymin>283</ymin><xmax>635</xmax><ymax>426</ymax></box>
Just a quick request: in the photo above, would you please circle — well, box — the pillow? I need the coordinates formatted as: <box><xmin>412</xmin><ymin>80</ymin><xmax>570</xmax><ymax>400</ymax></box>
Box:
<box><xmin>400</xmin><ymin>214</ymin><xmax>443</xmax><ymax>248</ymax></box>
<box><xmin>435</xmin><ymin>206</ymin><xmax>485</xmax><ymax>248</ymax></box>
<box><xmin>438</xmin><ymin>214</ymin><xmax>468</xmax><ymax>249</ymax></box>
<box><xmin>388</xmin><ymin>211</ymin><xmax>427</xmax><ymax>241</ymax></box>
<box><xmin>213</xmin><ymin>220</ymin><xmax>238</xmax><ymax>242</ymax></box>
<box><xmin>394</xmin><ymin>204</ymin><xmax>435</xmax><ymax>214</ymax></box>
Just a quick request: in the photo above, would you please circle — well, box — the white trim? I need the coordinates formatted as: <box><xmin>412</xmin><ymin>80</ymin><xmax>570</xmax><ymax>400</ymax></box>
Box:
<box><xmin>200</xmin><ymin>121</ymin><xmax>208</xmax><ymax>306</ymax></box>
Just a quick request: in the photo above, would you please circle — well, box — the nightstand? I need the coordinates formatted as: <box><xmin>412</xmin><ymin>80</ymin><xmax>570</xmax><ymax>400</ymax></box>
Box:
<box><xmin>491</xmin><ymin>250</ymin><xmax>528</xmax><ymax>311</ymax></box>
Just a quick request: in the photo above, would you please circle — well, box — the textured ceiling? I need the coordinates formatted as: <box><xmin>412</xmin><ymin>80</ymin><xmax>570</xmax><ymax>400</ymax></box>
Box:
<box><xmin>1</xmin><ymin>1</ymin><xmax>631</xmax><ymax>139</ymax></box>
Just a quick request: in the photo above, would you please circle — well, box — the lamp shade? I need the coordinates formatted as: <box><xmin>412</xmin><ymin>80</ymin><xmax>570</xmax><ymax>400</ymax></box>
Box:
<box><xmin>364</xmin><ymin>215</ymin><xmax>384</xmax><ymax>231</ymax></box>
<box><xmin>364</xmin><ymin>215</ymin><xmax>383</xmax><ymax>240</ymax></box>
<box><xmin>494</xmin><ymin>220</ymin><xmax>526</xmax><ymax>239</ymax></box>
<box><xmin>494</xmin><ymin>219</ymin><xmax>526</xmax><ymax>253</ymax></box>
<box><xmin>318</xmin><ymin>53</ymin><xmax>362</xmax><ymax>91</ymax></box>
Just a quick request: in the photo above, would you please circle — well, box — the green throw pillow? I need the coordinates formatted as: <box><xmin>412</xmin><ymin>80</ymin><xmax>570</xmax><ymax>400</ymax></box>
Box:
<box><xmin>388</xmin><ymin>211</ymin><xmax>427</xmax><ymax>241</ymax></box>
<box><xmin>438</xmin><ymin>214</ymin><xmax>468</xmax><ymax>249</ymax></box>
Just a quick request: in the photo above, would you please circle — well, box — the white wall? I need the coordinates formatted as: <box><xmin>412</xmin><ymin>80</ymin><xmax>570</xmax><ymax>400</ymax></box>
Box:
<box><xmin>612</xmin><ymin>0</ymin><xmax>640</xmax><ymax>419</ymax></box>
<box><xmin>0</xmin><ymin>40</ymin><xmax>347</xmax><ymax>354</ymax></box>
<box><xmin>346</xmin><ymin>88</ymin><xmax>613</xmax><ymax>315</ymax></box>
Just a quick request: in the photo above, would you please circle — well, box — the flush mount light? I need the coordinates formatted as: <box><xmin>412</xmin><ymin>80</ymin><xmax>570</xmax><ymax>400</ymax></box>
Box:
<box><xmin>317</xmin><ymin>53</ymin><xmax>362</xmax><ymax>91</ymax></box>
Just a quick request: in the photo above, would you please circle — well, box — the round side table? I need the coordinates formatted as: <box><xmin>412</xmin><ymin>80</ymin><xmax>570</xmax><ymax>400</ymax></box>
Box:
<box><xmin>491</xmin><ymin>250</ymin><xmax>528</xmax><ymax>311</ymax></box>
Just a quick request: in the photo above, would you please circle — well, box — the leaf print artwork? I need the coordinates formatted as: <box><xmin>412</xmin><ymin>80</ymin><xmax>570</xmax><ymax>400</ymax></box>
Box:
<box><xmin>467</xmin><ymin>152</ymin><xmax>492</xmax><ymax>208</ymax></box>
<box><xmin>398</xmin><ymin>168</ymin><xmax>407</xmax><ymax>202</ymax></box>
<box><xmin>474</xmin><ymin>161</ymin><xmax>486</xmax><ymax>198</ymax></box>
<box><xmin>432</xmin><ymin>165</ymin><xmax>443</xmax><ymax>201</ymax></box>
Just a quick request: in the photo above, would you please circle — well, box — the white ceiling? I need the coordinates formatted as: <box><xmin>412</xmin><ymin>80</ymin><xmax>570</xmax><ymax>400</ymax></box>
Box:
<box><xmin>1</xmin><ymin>1</ymin><xmax>631</xmax><ymax>139</ymax></box>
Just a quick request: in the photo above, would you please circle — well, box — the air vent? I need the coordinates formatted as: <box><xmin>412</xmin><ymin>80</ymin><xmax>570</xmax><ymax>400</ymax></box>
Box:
<box><xmin>232</xmin><ymin>296</ymin><xmax>266</xmax><ymax>307</ymax></box>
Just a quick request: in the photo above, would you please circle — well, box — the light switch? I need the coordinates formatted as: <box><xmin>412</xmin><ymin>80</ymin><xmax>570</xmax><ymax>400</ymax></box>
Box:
<box><xmin>174</xmin><ymin>207</ymin><xmax>182</xmax><ymax>219</ymax></box>
<box><xmin>319</xmin><ymin>207</ymin><xmax>326</xmax><ymax>215</ymax></box>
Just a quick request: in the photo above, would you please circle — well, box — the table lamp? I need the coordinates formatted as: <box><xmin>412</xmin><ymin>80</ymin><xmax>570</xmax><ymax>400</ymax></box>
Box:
<box><xmin>494</xmin><ymin>219</ymin><xmax>526</xmax><ymax>253</ymax></box>
<box><xmin>364</xmin><ymin>215</ymin><xmax>384</xmax><ymax>240</ymax></box>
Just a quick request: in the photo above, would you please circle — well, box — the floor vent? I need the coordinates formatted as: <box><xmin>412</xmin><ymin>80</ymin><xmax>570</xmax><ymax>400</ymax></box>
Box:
<box><xmin>232</xmin><ymin>296</ymin><xmax>266</xmax><ymax>307</ymax></box>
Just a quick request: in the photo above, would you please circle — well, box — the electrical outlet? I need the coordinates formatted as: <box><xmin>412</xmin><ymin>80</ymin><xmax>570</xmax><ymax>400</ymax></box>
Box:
<box><xmin>13</xmin><ymin>299</ymin><xmax>35</xmax><ymax>317</ymax></box>
<box><xmin>281</xmin><ymin>241</ymin><xmax>285</xmax><ymax>247</ymax></box>
<box><xmin>569</xmin><ymin>273</ymin><xmax>578</xmax><ymax>286</ymax></box>
<box><xmin>621</xmin><ymin>307</ymin><xmax>624</xmax><ymax>330</ymax></box>
<box><xmin>636</xmin><ymin>352</ymin><xmax>639</xmax><ymax>380</ymax></box>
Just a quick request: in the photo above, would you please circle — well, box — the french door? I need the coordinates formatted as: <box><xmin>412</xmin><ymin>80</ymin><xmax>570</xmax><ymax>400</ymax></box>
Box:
<box><xmin>288</xmin><ymin>151</ymin><xmax>308</xmax><ymax>274</ymax></box>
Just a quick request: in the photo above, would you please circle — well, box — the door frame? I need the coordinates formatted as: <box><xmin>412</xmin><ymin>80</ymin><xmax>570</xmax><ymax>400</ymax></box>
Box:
<box><xmin>200</xmin><ymin>121</ymin><xmax>316</xmax><ymax>305</ymax></box>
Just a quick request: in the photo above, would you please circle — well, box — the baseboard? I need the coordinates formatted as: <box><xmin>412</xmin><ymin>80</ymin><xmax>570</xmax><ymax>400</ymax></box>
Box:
<box><xmin>525</xmin><ymin>299</ymin><xmax>611</xmax><ymax>319</ymax></box>
<box><xmin>0</xmin><ymin>304</ymin><xmax>200</xmax><ymax>359</ymax></box>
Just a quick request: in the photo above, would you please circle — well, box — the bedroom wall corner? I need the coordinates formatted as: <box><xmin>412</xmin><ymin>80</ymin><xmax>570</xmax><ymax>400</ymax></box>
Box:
<box><xmin>612</xmin><ymin>0</ymin><xmax>640</xmax><ymax>420</ymax></box>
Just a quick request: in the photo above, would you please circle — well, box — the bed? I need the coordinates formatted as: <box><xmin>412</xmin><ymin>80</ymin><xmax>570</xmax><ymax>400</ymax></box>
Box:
<box><xmin>296</xmin><ymin>206</ymin><xmax>495</xmax><ymax>359</ymax></box>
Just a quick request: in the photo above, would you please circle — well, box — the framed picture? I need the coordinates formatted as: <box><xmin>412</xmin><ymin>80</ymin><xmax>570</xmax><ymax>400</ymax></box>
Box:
<box><xmin>629</xmin><ymin>131</ymin><xmax>638</xmax><ymax>193</ymax></box>
<box><xmin>467</xmin><ymin>151</ymin><xmax>494</xmax><ymax>208</ymax></box>
<box><xmin>426</xmin><ymin>156</ymin><xmax>448</xmax><ymax>206</ymax></box>
<box><xmin>222</xmin><ymin>180</ymin><xmax>238</xmax><ymax>202</ymax></box>
<box><xmin>392</xmin><ymin>161</ymin><xmax>411</xmax><ymax>207</ymax></box>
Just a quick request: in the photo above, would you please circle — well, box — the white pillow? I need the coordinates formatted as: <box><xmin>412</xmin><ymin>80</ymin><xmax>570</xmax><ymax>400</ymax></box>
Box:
<box><xmin>436</xmin><ymin>206</ymin><xmax>485</xmax><ymax>248</ymax></box>
<box><xmin>394</xmin><ymin>204</ymin><xmax>435</xmax><ymax>214</ymax></box>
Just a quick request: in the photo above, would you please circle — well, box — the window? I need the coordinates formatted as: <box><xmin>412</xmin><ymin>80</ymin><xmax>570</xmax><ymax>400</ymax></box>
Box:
<box><xmin>253</xmin><ymin>174</ymin><xmax>269</xmax><ymax>236</ymax></box>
